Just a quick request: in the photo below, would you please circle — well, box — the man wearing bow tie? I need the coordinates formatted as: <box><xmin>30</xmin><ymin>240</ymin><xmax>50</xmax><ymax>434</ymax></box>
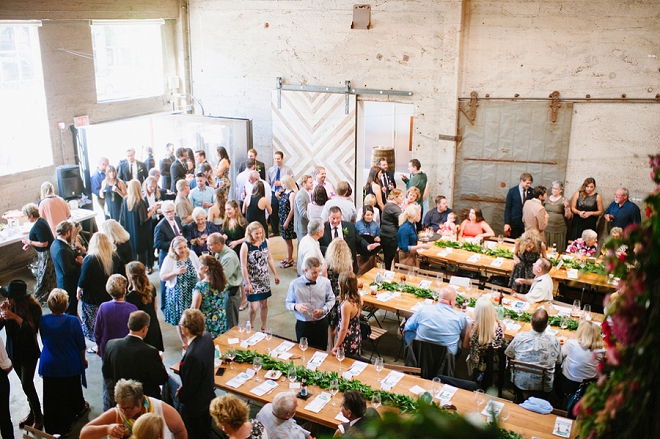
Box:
<box><xmin>512</xmin><ymin>258</ymin><xmax>554</xmax><ymax>303</ymax></box>
<box><xmin>285</xmin><ymin>257</ymin><xmax>335</xmax><ymax>350</ymax></box>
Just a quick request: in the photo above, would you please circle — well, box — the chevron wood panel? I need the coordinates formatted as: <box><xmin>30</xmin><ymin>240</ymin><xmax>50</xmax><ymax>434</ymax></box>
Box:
<box><xmin>272</xmin><ymin>90</ymin><xmax>356</xmax><ymax>191</ymax></box>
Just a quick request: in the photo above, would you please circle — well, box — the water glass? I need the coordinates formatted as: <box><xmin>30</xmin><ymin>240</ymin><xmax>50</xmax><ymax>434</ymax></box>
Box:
<box><xmin>374</xmin><ymin>357</ymin><xmax>384</xmax><ymax>382</ymax></box>
<box><xmin>474</xmin><ymin>389</ymin><xmax>486</xmax><ymax>412</ymax></box>
<box><xmin>560</xmin><ymin>316</ymin><xmax>569</xmax><ymax>330</ymax></box>
<box><xmin>287</xmin><ymin>366</ymin><xmax>297</xmax><ymax>383</ymax></box>
<box><xmin>336</xmin><ymin>346</ymin><xmax>345</xmax><ymax>373</ymax></box>
<box><xmin>497</xmin><ymin>234</ymin><xmax>504</xmax><ymax>245</ymax></box>
<box><xmin>299</xmin><ymin>337</ymin><xmax>308</xmax><ymax>362</ymax></box>
<box><xmin>572</xmin><ymin>300</ymin><xmax>581</xmax><ymax>316</ymax></box>
<box><xmin>583</xmin><ymin>304</ymin><xmax>592</xmax><ymax>321</ymax></box>
<box><xmin>432</xmin><ymin>377</ymin><xmax>442</xmax><ymax>399</ymax></box>
<box><xmin>329</xmin><ymin>379</ymin><xmax>339</xmax><ymax>406</ymax></box>
<box><xmin>238</xmin><ymin>322</ymin><xmax>245</xmax><ymax>341</ymax></box>
<box><xmin>371</xmin><ymin>392</ymin><xmax>382</xmax><ymax>409</ymax></box>
<box><xmin>265</xmin><ymin>327</ymin><xmax>273</xmax><ymax>352</ymax></box>
<box><xmin>500</xmin><ymin>405</ymin><xmax>510</xmax><ymax>422</ymax></box>
<box><xmin>253</xmin><ymin>357</ymin><xmax>263</xmax><ymax>382</ymax></box>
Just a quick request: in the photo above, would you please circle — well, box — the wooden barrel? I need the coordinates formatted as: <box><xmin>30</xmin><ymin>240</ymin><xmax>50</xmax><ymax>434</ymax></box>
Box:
<box><xmin>371</xmin><ymin>146</ymin><xmax>395</xmax><ymax>171</ymax></box>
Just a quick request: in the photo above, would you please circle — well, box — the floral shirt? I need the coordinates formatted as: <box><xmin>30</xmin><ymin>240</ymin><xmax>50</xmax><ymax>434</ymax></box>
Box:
<box><xmin>566</xmin><ymin>238</ymin><xmax>597</xmax><ymax>257</ymax></box>
<box><xmin>505</xmin><ymin>329</ymin><xmax>561</xmax><ymax>392</ymax></box>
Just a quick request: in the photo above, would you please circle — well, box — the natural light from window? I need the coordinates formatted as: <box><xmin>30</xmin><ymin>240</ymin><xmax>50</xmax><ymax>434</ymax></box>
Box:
<box><xmin>0</xmin><ymin>21</ymin><xmax>53</xmax><ymax>177</ymax></box>
<box><xmin>91</xmin><ymin>20</ymin><xmax>165</xmax><ymax>102</ymax></box>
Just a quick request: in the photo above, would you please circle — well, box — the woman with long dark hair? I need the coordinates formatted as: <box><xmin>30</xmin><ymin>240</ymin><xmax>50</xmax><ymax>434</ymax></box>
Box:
<box><xmin>245</xmin><ymin>181</ymin><xmax>271</xmax><ymax>234</ymax></box>
<box><xmin>125</xmin><ymin>261</ymin><xmax>164</xmax><ymax>351</ymax></box>
<box><xmin>99</xmin><ymin>165</ymin><xmax>127</xmax><ymax>221</ymax></box>
<box><xmin>0</xmin><ymin>280</ymin><xmax>43</xmax><ymax>430</ymax></box>
<box><xmin>213</xmin><ymin>146</ymin><xmax>231</xmax><ymax>219</ymax></box>
<box><xmin>570</xmin><ymin>177</ymin><xmax>603</xmax><ymax>241</ymax></box>
<box><xmin>364</xmin><ymin>167</ymin><xmax>385</xmax><ymax>211</ymax></box>
<box><xmin>191</xmin><ymin>255</ymin><xmax>228</xmax><ymax>338</ymax></box>
<box><xmin>332</xmin><ymin>271</ymin><xmax>363</xmax><ymax>357</ymax></box>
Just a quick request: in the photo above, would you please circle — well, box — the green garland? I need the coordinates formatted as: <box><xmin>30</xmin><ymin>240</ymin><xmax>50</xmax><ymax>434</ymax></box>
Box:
<box><xmin>433</xmin><ymin>240</ymin><xmax>514</xmax><ymax>259</ymax></box>
<box><xmin>502</xmin><ymin>309</ymin><xmax>579</xmax><ymax>331</ymax></box>
<box><xmin>549</xmin><ymin>257</ymin><xmax>607</xmax><ymax>276</ymax></box>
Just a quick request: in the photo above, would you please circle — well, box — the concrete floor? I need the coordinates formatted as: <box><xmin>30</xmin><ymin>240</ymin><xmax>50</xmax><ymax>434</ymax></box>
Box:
<box><xmin>0</xmin><ymin>236</ymin><xmax>413</xmax><ymax>438</ymax></box>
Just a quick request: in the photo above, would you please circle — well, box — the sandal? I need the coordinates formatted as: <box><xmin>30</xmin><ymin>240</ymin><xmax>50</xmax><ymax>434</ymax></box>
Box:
<box><xmin>239</xmin><ymin>302</ymin><xmax>249</xmax><ymax>311</ymax></box>
<box><xmin>76</xmin><ymin>401</ymin><xmax>90</xmax><ymax>418</ymax></box>
<box><xmin>280</xmin><ymin>259</ymin><xmax>294</xmax><ymax>269</ymax></box>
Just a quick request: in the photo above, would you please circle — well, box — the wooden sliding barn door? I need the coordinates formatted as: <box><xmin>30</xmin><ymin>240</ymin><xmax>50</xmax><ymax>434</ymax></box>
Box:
<box><xmin>272</xmin><ymin>90</ymin><xmax>357</xmax><ymax>191</ymax></box>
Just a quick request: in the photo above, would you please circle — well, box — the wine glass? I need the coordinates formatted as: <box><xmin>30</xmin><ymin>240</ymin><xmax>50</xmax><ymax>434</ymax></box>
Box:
<box><xmin>374</xmin><ymin>357</ymin><xmax>384</xmax><ymax>382</ymax></box>
<box><xmin>225</xmin><ymin>347</ymin><xmax>236</xmax><ymax>370</ymax></box>
<box><xmin>572</xmin><ymin>299</ymin><xmax>581</xmax><ymax>317</ymax></box>
<box><xmin>377</xmin><ymin>261</ymin><xmax>385</xmax><ymax>275</ymax></box>
<box><xmin>299</xmin><ymin>337</ymin><xmax>308</xmax><ymax>363</ymax></box>
<box><xmin>252</xmin><ymin>357</ymin><xmax>263</xmax><ymax>382</ymax></box>
<box><xmin>238</xmin><ymin>322</ymin><xmax>245</xmax><ymax>341</ymax></box>
<box><xmin>560</xmin><ymin>316</ymin><xmax>569</xmax><ymax>330</ymax></box>
<box><xmin>583</xmin><ymin>304</ymin><xmax>592</xmax><ymax>321</ymax></box>
<box><xmin>371</xmin><ymin>392</ymin><xmax>381</xmax><ymax>409</ymax></box>
<box><xmin>407</xmin><ymin>268</ymin><xmax>415</xmax><ymax>281</ymax></box>
<box><xmin>474</xmin><ymin>389</ymin><xmax>486</xmax><ymax>412</ymax></box>
<box><xmin>500</xmin><ymin>405</ymin><xmax>510</xmax><ymax>422</ymax></box>
<box><xmin>287</xmin><ymin>366</ymin><xmax>297</xmax><ymax>384</ymax></box>
<box><xmin>516</xmin><ymin>307</ymin><xmax>524</xmax><ymax>320</ymax></box>
<box><xmin>432</xmin><ymin>377</ymin><xmax>442</xmax><ymax>400</ymax></box>
<box><xmin>467</xmin><ymin>279</ymin><xmax>473</xmax><ymax>292</ymax></box>
<box><xmin>329</xmin><ymin>379</ymin><xmax>339</xmax><ymax>406</ymax></box>
<box><xmin>336</xmin><ymin>346</ymin><xmax>345</xmax><ymax>373</ymax></box>
<box><xmin>436</xmin><ymin>273</ymin><xmax>443</xmax><ymax>288</ymax></box>
<box><xmin>265</xmin><ymin>327</ymin><xmax>273</xmax><ymax>352</ymax></box>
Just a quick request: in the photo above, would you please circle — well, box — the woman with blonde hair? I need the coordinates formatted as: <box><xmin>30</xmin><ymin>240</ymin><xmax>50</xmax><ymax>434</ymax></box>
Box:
<box><xmin>558</xmin><ymin>320</ymin><xmax>605</xmax><ymax>398</ymax></box>
<box><xmin>210</xmin><ymin>394</ymin><xmax>266</xmax><ymax>439</ymax></box>
<box><xmin>397</xmin><ymin>204</ymin><xmax>430</xmax><ymax>265</ymax></box>
<box><xmin>509</xmin><ymin>230</ymin><xmax>547</xmax><ymax>294</ymax></box>
<box><xmin>332</xmin><ymin>271</ymin><xmax>363</xmax><ymax>356</ymax></box>
<box><xmin>240</xmin><ymin>222</ymin><xmax>279</xmax><ymax>331</ymax></box>
<box><xmin>131</xmin><ymin>412</ymin><xmax>163</xmax><ymax>439</ymax></box>
<box><xmin>356</xmin><ymin>193</ymin><xmax>381</xmax><ymax>224</ymax></box>
<box><xmin>400</xmin><ymin>187</ymin><xmax>421</xmax><ymax>212</ymax></box>
<box><xmin>21</xmin><ymin>202</ymin><xmax>56</xmax><ymax>302</ymax></box>
<box><xmin>120</xmin><ymin>180</ymin><xmax>160</xmax><ymax>264</ymax></box>
<box><xmin>126</xmin><ymin>261</ymin><xmax>164</xmax><ymax>351</ymax></box>
<box><xmin>142</xmin><ymin>176</ymin><xmax>163</xmax><ymax>273</ymax></box>
<box><xmin>464</xmin><ymin>296</ymin><xmax>504</xmax><ymax>379</ymax></box>
<box><xmin>77</xmin><ymin>232</ymin><xmax>122</xmax><ymax>343</ymax></box>
<box><xmin>325</xmin><ymin>239</ymin><xmax>353</xmax><ymax>348</ymax></box>
<box><xmin>278</xmin><ymin>174</ymin><xmax>298</xmax><ymax>268</ymax></box>
<box><xmin>38</xmin><ymin>181</ymin><xmax>71</xmax><ymax>235</ymax></box>
<box><xmin>100</xmin><ymin>219</ymin><xmax>133</xmax><ymax>266</ymax></box>
<box><xmin>99</xmin><ymin>165</ymin><xmax>127</xmax><ymax>221</ymax></box>
<box><xmin>160</xmin><ymin>236</ymin><xmax>200</xmax><ymax>346</ymax></box>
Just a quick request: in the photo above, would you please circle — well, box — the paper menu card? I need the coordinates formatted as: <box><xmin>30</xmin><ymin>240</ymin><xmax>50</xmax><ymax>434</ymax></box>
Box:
<box><xmin>376</xmin><ymin>292</ymin><xmax>394</xmax><ymax>302</ymax></box>
<box><xmin>345</xmin><ymin>361</ymin><xmax>368</xmax><ymax>378</ymax></box>
<box><xmin>480</xmin><ymin>400</ymin><xmax>504</xmax><ymax>417</ymax></box>
<box><xmin>418</xmin><ymin>280</ymin><xmax>432</xmax><ymax>288</ymax></box>
<box><xmin>567</xmin><ymin>269</ymin><xmax>579</xmax><ymax>279</ymax></box>
<box><xmin>271</xmin><ymin>341</ymin><xmax>295</xmax><ymax>356</ymax></box>
<box><xmin>553</xmin><ymin>417</ymin><xmax>573</xmax><ymax>438</ymax></box>
<box><xmin>409</xmin><ymin>385</ymin><xmax>427</xmax><ymax>396</ymax></box>
<box><xmin>226</xmin><ymin>369</ymin><xmax>256</xmax><ymax>388</ymax></box>
<box><xmin>335</xmin><ymin>412</ymin><xmax>350</xmax><ymax>422</ymax></box>
<box><xmin>307</xmin><ymin>351</ymin><xmax>328</xmax><ymax>370</ymax></box>
<box><xmin>437</xmin><ymin>384</ymin><xmax>458</xmax><ymax>402</ymax></box>
<box><xmin>250</xmin><ymin>379</ymin><xmax>278</xmax><ymax>396</ymax></box>
<box><xmin>467</xmin><ymin>254</ymin><xmax>482</xmax><ymax>263</ymax></box>
<box><xmin>380</xmin><ymin>371</ymin><xmax>404</xmax><ymax>390</ymax></box>
<box><xmin>244</xmin><ymin>332</ymin><xmax>266</xmax><ymax>346</ymax></box>
<box><xmin>490</xmin><ymin>257</ymin><xmax>504</xmax><ymax>267</ymax></box>
<box><xmin>383</xmin><ymin>270</ymin><xmax>395</xmax><ymax>280</ymax></box>
<box><xmin>305</xmin><ymin>392</ymin><xmax>332</xmax><ymax>413</ymax></box>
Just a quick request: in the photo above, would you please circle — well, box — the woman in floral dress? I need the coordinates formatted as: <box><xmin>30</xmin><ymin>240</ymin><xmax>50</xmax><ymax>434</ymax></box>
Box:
<box><xmin>191</xmin><ymin>254</ymin><xmax>228</xmax><ymax>338</ymax></box>
<box><xmin>159</xmin><ymin>236</ymin><xmax>199</xmax><ymax>347</ymax></box>
<box><xmin>332</xmin><ymin>271</ymin><xmax>363</xmax><ymax>356</ymax></box>
<box><xmin>509</xmin><ymin>230</ymin><xmax>546</xmax><ymax>294</ymax></box>
<box><xmin>240</xmin><ymin>222</ymin><xmax>279</xmax><ymax>331</ymax></box>
<box><xmin>278</xmin><ymin>175</ymin><xmax>298</xmax><ymax>268</ymax></box>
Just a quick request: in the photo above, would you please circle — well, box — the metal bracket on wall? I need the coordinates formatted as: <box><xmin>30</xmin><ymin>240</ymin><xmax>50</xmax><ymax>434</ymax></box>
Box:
<box><xmin>276</xmin><ymin>77</ymin><xmax>413</xmax><ymax>114</ymax></box>
<box><xmin>549</xmin><ymin>91</ymin><xmax>561</xmax><ymax>123</ymax></box>
<box><xmin>467</xmin><ymin>91</ymin><xmax>479</xmax><ymax>122</ymax></box>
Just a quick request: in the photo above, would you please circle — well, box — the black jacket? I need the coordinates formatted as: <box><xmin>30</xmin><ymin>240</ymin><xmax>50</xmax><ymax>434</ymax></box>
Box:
<box><xmin>319</xmin><ymin>221</ymin><xmax>369</xmax><ymax>274</ymax></box>
<box><xmin>178</xmin><ymin>332</ymin><xmax>215</xmax><ymax>412</ymax></box>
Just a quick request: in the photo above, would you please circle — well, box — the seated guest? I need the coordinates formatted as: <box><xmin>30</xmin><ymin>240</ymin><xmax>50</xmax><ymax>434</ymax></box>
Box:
<box><xmin>79</xmin><ymin>379</ymin><xmax>187</xmax><ymax>439</ymax></box>
<box><xmin>512</xmin><ymin>258</ymin><xmax>554</xmax><ymax>303</ymax></box>
<box><xmin>603</xmin><ymin>187</ymin><xmax>641</xmax><ymax>230</ymax></box>
<box><xmin>333</xmin><ymin>390</ymin><xmax>380</xmax><ymax>438</ymax></box>
<box><xmin>256</xmin><ymin>391</ymin><xmax>312</xmax><ymax>439</ymax></box>
<box><xmin>558</xmin><ymin>320</ymin><xmax>605</xmax><ymax>398</ymax></box>
<box><xmin>608</xmin><ymin>227</ymin><xmax>628</xmax><ymax>257</ymax></box>
<box><xmin>355</xmin><ymin>205</ymin><xmax>381</xmax><ymax>244</ymax></box>
<box><xmin>567</xmin><ymin>229</ymin><xmax>598</xmax><ymax>257</ymax></box>
<box><xmin>132</xmin><ymin>413</ymin><xmax>164</xmax><ymax>439</ymax></box>
<box><xmin>182</xmin><ymin>207</ymin><xmax>221</xmax><ymax>256</ymax></box>
<box><xmin>464</xmin><ymin>296</ymin><xmax>504</xmax><ymax>379</ymax></box>
<box><xmin>422</xmin><ymin>195</ymin><xmax>455</xmax><ymax>232</ymax></box>
<box><xmin>400</xmin><ymin>187</ymin><xmax>420</xmax><ymax>212</ymax></box>
<box><xmin>458</xmin><ymin>208</ymin><xmax>495</xmax><ymax>241</ymax></box>
<box><xmin>505</xmin><ymin>309</ymin><xmax>561</xmax><ymax>394</ymax></box>
<box><xmin>322</xmin><ymin>181</ymin><xmax>357</xmax><ymax>222</ymax></box>
<box><xmin>210</xmin><ymin>394</ymin><xmax>267</xmax><ymax>439</ymax></box>
<box><xmin>439</xmin><ymin>211</ymin><xmax>459</xmax><ymax>240</ymax></box>
<box><xmin>356</xmin><ymin>194</ymin><xmax>381</xmax><ymax>224</ymax></box>
<box><xmin>94</xmin><ymin>274</ymin><xmax>138</xmax><ymax>359</ymax></box>
<box><xmin>510</xmin><ymin>230</ymin><xmax>546</xmax><ymax>295</ymax></box>
<box><xmin>397</xmin><ymin>204</ymin><xmax>430</xmax><ymax>265</ymax></box>
<box><xmin>404</xmin><ymin>287</ymin><xmax>472</xmax><ymax>355</ymax></box>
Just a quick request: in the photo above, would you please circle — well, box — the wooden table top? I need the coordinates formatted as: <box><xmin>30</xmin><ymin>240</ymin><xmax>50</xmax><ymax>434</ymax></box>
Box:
<box><xmin>193</xmin><ymin>328</ymin><xmax>574</xmax><ymax>438</ymax></box>
<box><xmin>418</xmin><ymin>243</ymin><xmax>516</xmax><ymax>275</ymax></box>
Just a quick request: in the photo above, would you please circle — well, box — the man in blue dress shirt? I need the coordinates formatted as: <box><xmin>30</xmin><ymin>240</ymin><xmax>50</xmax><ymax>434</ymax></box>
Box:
<box><xmin>603</xmin><ymin>187</ymin><xmax>641</xmax><ymax>230</ymax></box>
<box><xmin>90</xmin><ymin>157</ymin><xmax>109</xmax><ymax>214</ymax></box>
<box><xmin>285</xmin><ymin>257</ymin><xmax>335</xmax><ymax>350</ymax></box>
<box><xmin>403</xmin><ymin>287</ymin><xmax>472</xmax><ymax>355</ymax></box>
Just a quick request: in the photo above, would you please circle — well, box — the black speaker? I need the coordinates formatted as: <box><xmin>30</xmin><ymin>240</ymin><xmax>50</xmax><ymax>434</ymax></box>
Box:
<box><xmin>56</xmin><ymin>165</ymin><xmax>84</xmax><ymax>200</ymax></box>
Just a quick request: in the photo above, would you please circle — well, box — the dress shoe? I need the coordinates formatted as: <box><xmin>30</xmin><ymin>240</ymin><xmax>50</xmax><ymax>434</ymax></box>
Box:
<box><xmin>33</xmin><ymin>414</ymin><xmax>44</xmax><ymax>430</ymax></box>
<box><xmin>18</xmin><ymin>411</ymin><xmax>34</xmax><ymax>428</ymax></box>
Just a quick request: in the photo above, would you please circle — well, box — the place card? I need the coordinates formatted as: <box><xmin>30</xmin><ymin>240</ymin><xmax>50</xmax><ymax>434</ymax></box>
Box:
<box><xmin>271</xmin><ymin>341</ymin><xmax>295</xmax><ymax>356</ymax></box>
<box><xmin>240</xmin><ymin>341</ymin><xmax>249</xmax><ymax>348</ymax></box>
<box><xmin>335</xmin><ymin>412</ymin><xmax>350</xmax><ymax>422</ymax></box>
<box><xmin>567</xmin><ymin>269</ymin><xmax>579</xmax><ymax>279</ymax></box>
<box><xmin>409</xmin><ymin>385</ymin><xmax>427</xmax><ymax>396</ymax></box>
<box><xmin>289</xmin><ymin>382</ymin><xmax>301</xmax><ymax>390</ymax></box>
<box><xmin>490</xmin><ymin>257</ymin><xmax>504</xmax><ymax>267</ymax></box>
<box><xmin>555</xmin><ymin>306</ymin><xmax>572</xmax><ymax>317</ymax></box>
<box><xmin>545</xmin><ymin>328</ymin><xmax>558</xmax><ymax>336</ymax></box>
<box><xmin>307</xmin><ymin>351</ymin><xmax>328</xmax><ymax>370</ymax></box>
<box><xmin>553</xmin><ymin>417</ymin><xmax>573</xmax><ymax>438</ymax></box>
<box><xmin>305</xmin><ymin>392</ymin><xmax>332</xmax><ymax>413</ymax></box>
<box><xmin>346</xmin><ymin>361</ymin><xmax>368</xmax><ymax>378</ymax></box>
<box><xmin>376</xmin><ymin>292</ymin><xmax>394</xmax><ymax>302</ymax></box>
<box><xmin>384</xmin><ymin>270</ymin><xmax>395</xmax><ymax>280</ymax></box>
<box><xmin>380</xmin><ymin>371</ymin><xmax>404</xmax><ymax>389</ymax></box>
<box><xmin>505</xmin><ymin>322</ymin><xmax>521</xmax><ymax>331</ymax></box>
<box><xmin>467</xmin><ymin>254</ymin><xmax>482</xmax><ymax>263</ymax></box>
<box><xmin>278</xmin><ymin>352</ymin><xmax>293</xmax><ymax>360</ymax></box>
<box><xmin>227</xmin><ymin>338</ymin><xmax>239</xmax><ymax>345</ymax></box>
<box><xmin>481</xmin><ymin>400</ymin><xmax>504</xmax><ymax>417</ymax></box>
<box><xmin>437</xmin><ymin>251</ymin><xmax>449</xmax><ymax>257</ymax></box>
<box><xmin>250</xmin><ymin>379</ymin><xmax>278</xmax><ymax>396</ymax></box>
<box><xmin>410</xmin><ymin>302</ymin><xmax>425</xmax><ymax>312</ymax></box>
<box><xmin>418</xmin><ymin>280</ymin><xmax>432</xmax><ymax>288</ymax></box>
<box><xmin>511</xmin><ymin>301</ymin><xmax>530</xmax><ymax>311</ymax></box>
<box><xmin>226</xmin><ymin>369</ymin><xmax>256</xmax><ymax>388</ymax></box>
<box><xmin>437</xmin><ymin>384</ymin><xmax>458</xmax><ymax>402</ymax></box>
<box><xmin>245</xmin><ymin>332</ymin><xmax>266</xmax><ymax>346</ymax></box>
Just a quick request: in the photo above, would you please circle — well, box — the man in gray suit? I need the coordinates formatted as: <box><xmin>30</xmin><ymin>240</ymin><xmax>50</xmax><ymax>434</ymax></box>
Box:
<box><xmin>294</xmin><ymin>174</ymin><xmax>313</xmax><ymax>246</ymax></box>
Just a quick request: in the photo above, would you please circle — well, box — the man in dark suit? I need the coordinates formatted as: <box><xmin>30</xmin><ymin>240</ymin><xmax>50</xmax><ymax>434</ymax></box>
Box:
<box><xmin>154</xmin><ymin>201</ymin><xmax>181</xmax><ymax>310</ymax></box>
<box><xmin>237</xmin><ymin>148</ymin><xmax>266</xmax><ymax>180</ymax></box>
<box><xmin>378</xmin><ymin>157</ymin><xmax>397</xmax><ymax>199</ymax></box>
<box><xmin>160</xmin><ymin>143</ymin><xmax>175</xmax><ymax>191</ymax></box>
<box><xmin>319</xmin><ymin>206</ymin><xmax>380</xmax><ymax>274</ymax></box>
<box><xmin>177</xmin><ymin>309</ymin><xmax>215</xmax><ymax>439</ymax></box>
<box><xmin>102</xmin><ymin>311</ymin><xmax>168</xmax><ymax>410</ymax></box>
<box><xmin>170</xmin><ymin>147</ymin><xmax>189</xmax><ymax>194</ymax></box>
<box><xmin>504</xmin><ymin>172</ymin><xmax>534</xmax><ymax>239</ymax></box>
<box><xmin>116</xmin><ymin>147</ymin><xmax>148</xmax><ymax>183</ymax></box>
<box><xmin>50</xmin><ymin>220</ymin><xmax>82</xmax><ymax>315</ymax></box>
<box><xmin>336</xmin><ymin>390</ymin><xmax>381</xmax><ymax>437</ymax></box>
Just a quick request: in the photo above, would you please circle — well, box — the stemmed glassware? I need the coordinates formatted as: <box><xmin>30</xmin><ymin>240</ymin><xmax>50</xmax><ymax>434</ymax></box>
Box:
<box><xmin>336</xmin><ymin>346</ymin><xmax>345</xmax><ymax>373</ymax></box>
<box><xmin>583</xmin><ymin>304</ymin><xmax>592</xmax><ymax>321</ymax></box>
<box><xmin>560</xmin><ymin>316</ymin><xmax>569</xmax><ymax>330</ymax></box>
<box><xmin>299</xmin><ymin>337</ymin><xmax>308</xmax><ymax>363</ymax></box>
<box><xmin>371</xmin><ymin>392</ymin><xmax>381</xmax><ymax>408</ymax></box>
<box><xmin>253</xmin><ymin>357</ymin><xmax>263</xmax><ymax>382</ymax></box>
<box><xmin>500</xmin><ymin>405</ymin><xmax>510</xmax><ymax>422</ymax></box>
<box><xmin>497</xmin><ymin>234</ymin><xmax>504</xmax><ymax>245</ymax></box>
<box><xmin>572</xmin><ymin>300</ymin><xmax>581</xmax><ymax>317</ymax></box>
<box><xmin>374</xmin><ymin>357</ymin><xmax>384</xmax><ymax>382</ymax></box>
<box><xmin>265</xmin><ymin>327</ymin><xmax>272</xmax><ymax>353</ymax></box>
<box><xmin>225</xmin><ymin>347</ymin><xmax>236</xmax><ymax>370</ymax></box>
<box><xmin>432</xmin><ymin>377</ymin><xmax>442</xmax><ymax>400</ymax></box>
<box><xmin>287</xmin><ymin>366</ymin><xmax>297</xmax><ymax>384</ymax></box>
<box><xmin>474</xmin><ymin>389</ymin><xmax>486</xmax><ymax>412</ymax></box>
<box><xmin>329</xmin><ymin>379</ymin><xmax>339</xmax><ymax>406</ymax></box>
<box><xmin>238</xmin><ymin>322</ymin><xmax>245</xmax><ymax>341</ymax></box>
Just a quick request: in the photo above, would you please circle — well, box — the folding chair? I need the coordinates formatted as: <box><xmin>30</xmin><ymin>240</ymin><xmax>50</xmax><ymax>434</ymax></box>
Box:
<box><xmin>360</xmin><ymin>318</ymin><xmax>386</xmax><ymax>361</ymax></box>
<box><xmin>508</xmin><ymin>359</ymin><xmax>550</xmax><ymax>403</ymax></box>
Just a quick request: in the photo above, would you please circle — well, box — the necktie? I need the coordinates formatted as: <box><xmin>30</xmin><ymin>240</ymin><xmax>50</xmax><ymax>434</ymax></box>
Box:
<box><xmin>172</xmin><ymin>222</ymin><xmax>180</xmax><ymax>236</ymax></box>
<box><xmin>274</xmin><ymin>167</ymin><xmax>280</xmax><ymax>193</ymax></box>
<box><xmin>306</xmin><ymin>281</ymin><xmax>316</xmax><ymax>286</ymax></box>
<box><xmin>333</xmin><ymin>227</ymin><xmax>338</xmax><ymax>240</ymax></box>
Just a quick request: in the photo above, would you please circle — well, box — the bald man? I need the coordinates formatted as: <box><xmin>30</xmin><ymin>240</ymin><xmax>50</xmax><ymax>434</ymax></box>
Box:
<box><xmin>403</xmin><ymin>287</ymin><xmax>472</xmax><ymax>355</ymax></box>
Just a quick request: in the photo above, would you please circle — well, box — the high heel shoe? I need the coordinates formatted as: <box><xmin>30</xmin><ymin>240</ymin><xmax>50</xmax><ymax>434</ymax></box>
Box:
<box><xmin>18</xmin><ymin>411</ymin><xmax>34</xmax><ymax>429</ymax></box>
<box><xmin>32</xmin><ymin>414</ymin><xmax>44</xmax><ymax>430</ymax></box>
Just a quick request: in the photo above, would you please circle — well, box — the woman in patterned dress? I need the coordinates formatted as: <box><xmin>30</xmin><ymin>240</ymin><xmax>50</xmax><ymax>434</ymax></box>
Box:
<box><xmin>191</xmin><ymin>254</ymin><xmax>228</xmax><ymax>338</ymax></box>
<box><xmin>213</xmin><ymin>146</ymin><xmax>231</xmax><ymax>219</ymax></box>
<box><xmin>159</xmin><ymin>236</ymin><xmax>199</xmax><ymax>347</ymax></box>
<box><xmin>332</xmin><ymin>271</ymin><xmax>363</xmax><ymax>357</ymax></box>
<box><xmin>325</xmin><ymin>239</ymin><xmax>353</xmax><ymax>350</ymax></box>
<box><xmin>278</xmin><ymin>175</ymin><xmax>298</xmax><ymax>268</ymax></box>
<box><xmin>240</xmin><ymin>222</ymin><xmax>279</xmax><ymax>331</ymax></box>
<box><xmin>464</xmin><ymin>296</ymin><xmax>505</xmax><ymax>380</ymax></box>
<box><xmin>210</xmin><ymin>394</ymin><xmax>267</xmax><ymax>439</ymax></box>
<box><xmin>21</xmin><ymin>203</ymin><xmax>56</xmax><ymax>303</ymax></box>
<box><xmin>545</xmin><ymin>181</ymin><xmax>573</xmax><ymax>254</ymax></box>
<box><xmin>509</xmin><ymin>230</ymin><xmax>547</xmax><ymax>294</ymax></box>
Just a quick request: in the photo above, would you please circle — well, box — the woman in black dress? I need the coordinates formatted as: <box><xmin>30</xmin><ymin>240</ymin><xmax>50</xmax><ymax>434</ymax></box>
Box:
<box><xmin>142</xmin><ymin>176</ymin><xmax>163</xmax><ymax>273</ymax></box>
<box><xmin>99</xmin><ymin>219</ymin><xmax>133</xmax><ymax>267</ymax></box>
<box><xmin>245</xmin><ymin>181</ymin><xmax>271</xmax><ymax>234</ymax></box>
<box><xmin>125</xmin><ymin>261</ymin><xmax>164</xmax><ymax>351</ymax></box>
<box><xmin>100</xmin><ymin>165</ymin><xmax>127</xmax><ymax>221</ymax></box>
<box><xmin>222</xmin><ymin>200</ymin><xmax>248</xmax><ymax>256</ymax></box>
<box><xmin>0</xmin><ymin>280</ymin><xmax>43</xmax><ymax>430</ymax></box>
<box><xmin>570</xmin><ymin>177</ymin><xmax>604</xmax><ymax>241</ymax></box>
<box><xmin>120</xmin><ymin>180</ymin><xmax>160</xmax><ymax>264</ymax></box>
<box><xmin>21</xmin><ymin>203</ymin><xmax>56</xmax><ymax>303</ymax></box>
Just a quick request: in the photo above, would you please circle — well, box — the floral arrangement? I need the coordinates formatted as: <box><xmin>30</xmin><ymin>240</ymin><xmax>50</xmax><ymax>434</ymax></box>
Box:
<box><xmin>566</xmin><ymin>238</ymin><xmax>597</xmax><ymax>257</ymax></box>
<box><xmin>575</xmin><ymin>155</ymin><xmax>660</xmax><ymax>438</ymax></box>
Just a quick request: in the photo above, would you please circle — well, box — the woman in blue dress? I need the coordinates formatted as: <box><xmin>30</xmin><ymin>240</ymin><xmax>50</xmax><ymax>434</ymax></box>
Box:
<box><xmin>240</xmin><ymin>222</ymin><xmax>280</xmax><ymax>332</ymax></box>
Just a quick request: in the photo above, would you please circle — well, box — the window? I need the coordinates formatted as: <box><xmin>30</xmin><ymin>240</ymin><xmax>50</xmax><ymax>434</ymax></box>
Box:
<box><xmin>0</xmin><ymin>21</ymin><xmax>53</xmax><ymax>177</ymax></box>
<box><xmin>91</xmin><ymin>20</ymin><xmax>165</xmax><ymax>102</ymax></box>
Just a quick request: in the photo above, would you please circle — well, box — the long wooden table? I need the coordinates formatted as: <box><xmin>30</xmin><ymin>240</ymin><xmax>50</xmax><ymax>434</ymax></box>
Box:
<box><xmin>195</xmin><ymin>328</ymin><xmax>574</xmax><ymax>438</ymax></box>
